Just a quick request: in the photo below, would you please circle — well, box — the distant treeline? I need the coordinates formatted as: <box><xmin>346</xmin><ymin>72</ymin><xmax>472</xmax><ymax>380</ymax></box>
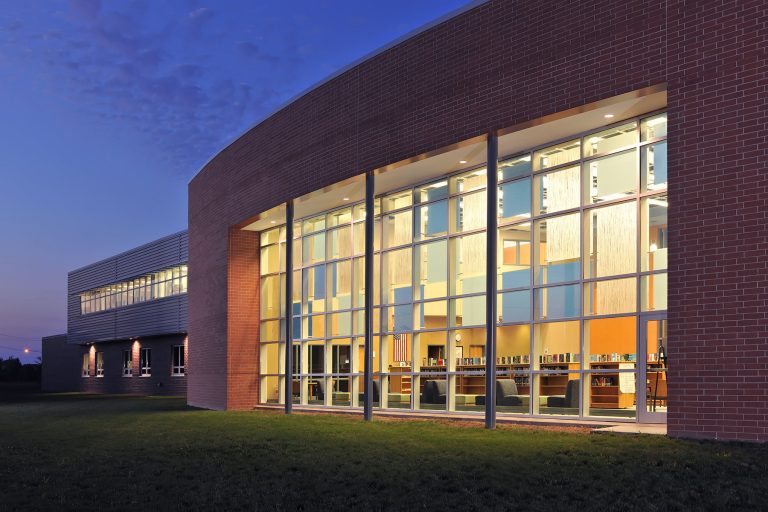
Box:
<box><xmin>0</xmin><ymin>357</ymin><xmax>41</xmax><ymax>382</ymax></box>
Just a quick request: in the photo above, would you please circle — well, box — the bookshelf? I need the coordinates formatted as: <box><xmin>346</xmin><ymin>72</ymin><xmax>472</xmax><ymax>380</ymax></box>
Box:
<box><xmin>539</xmin><ymin>363</ymin><xmax>580</xmax><ymax>397</ymax></box>
<box><xmin>589</xmin><ymin>362</ymin><xmax>635</xmax><ymax>409</ymax></box>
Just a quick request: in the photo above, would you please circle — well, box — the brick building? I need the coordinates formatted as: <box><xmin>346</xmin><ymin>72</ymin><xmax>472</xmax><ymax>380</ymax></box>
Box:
<box><xmin>42</xmin><ymin>231</ymin><xmax>188</xmax><ymax>396</ymax></box>
<box><xmin>186</xmin><ymin>0</ymin><xmax>768</xmax><ymax>442</ymax></box>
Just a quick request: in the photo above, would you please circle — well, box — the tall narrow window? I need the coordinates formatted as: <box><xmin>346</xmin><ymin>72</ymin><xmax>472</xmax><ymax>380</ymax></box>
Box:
<box><xmin>140</xmin><ymin>348</ymin><xmax>152</xmax><ymax>376</ymax></box>
<box><xmin>172</xmin><ymin>345</ymin><xmax>185</xmax><ymax>376</ymax></box>
<box><xmin>96</xmin><ymin>352</ymin><xmax>104</xmax><ymax>377</ymax></box>
<box><xmin>81</xmin><ymin>353</ymin><xmax>89</xmax><ymax>377</ymax></box>
<box><xmin>122</xmin><ymin>350</ymin><xmax>132</xmax><ymax>376</ymax></box>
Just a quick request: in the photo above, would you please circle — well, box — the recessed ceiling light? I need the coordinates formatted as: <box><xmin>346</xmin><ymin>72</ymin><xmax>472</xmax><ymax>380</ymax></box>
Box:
<box><xmin>459</xmin><ymin>160</ymin><xmax>467</xmax><ymax>164</ymax></box>
<box><xmin>342</xmin><ymin>197</ymin><xmax>349</xmax><ymax>201</ymax></box>
<box><xmin>270</xmin><ymin>220</ymin><xmax>276</xmax><ymax>224</ymax></box>
<box><xmin>604</xmin><ymin>114</ymin><xmax>615</xmax><ymax>119</ymax></box>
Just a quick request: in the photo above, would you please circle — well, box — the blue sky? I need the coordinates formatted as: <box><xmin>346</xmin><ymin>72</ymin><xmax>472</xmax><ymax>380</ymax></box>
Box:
<box><xmin>0</xmin><ymin>0</ymin><xmax>474</xmax><ymax>362</ymax></box>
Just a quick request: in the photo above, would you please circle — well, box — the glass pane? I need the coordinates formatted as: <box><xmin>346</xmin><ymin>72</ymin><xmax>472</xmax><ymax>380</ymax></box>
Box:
<box><xmin>260</xmin><ymin>320</ymin><xmax>283</xmax><ymax>342</ymax></box>
<box><xmin>452</xmin><ymin>232</ymin><xmax>486</xmax><ymax>295</ymax></box>
<box><xmin>261</xmin><ymin>228</ymin><xmax>280</xmax><ymax>246</ymax></box>
<box><xmin>383</xmin><ymin>248</ymin><xmax>412</xmax><ymax>304</ymax></box>
<box><xmin>260</xmin><ymin>343</ymin><xmax>282</xmax><ymax>374</ymax></box>
<box><xmin>498</xmin><ymin>290</ymin><xmax>530</xmax><ymax>324</ymax></box>
<box><xmin>260</xmin><ymin>275</ymin><xmax>281</xmax><ymax>319</ymax></box>
<box><xmin>497</xmin><ymin>324</ymin><xmax>530</xmax><ymax>367</ymax></box>
<box><xmin>534</xmin><ymin>166</ymin><xmax>580</xmax><ymax>215</ymax></box>
<box><xmin>642</xmin><ymin>194</ymin><xmax>668</xmax><ymax>271</ymax></box>
<box><xmin>302</xmin><ymin>232</ymin><xmax>326</xmax><ymax>265</ymax></box>
<box><xmin>584</xmin><ymin>122</ymin><xmax>636</xmax><ymax>157</ymax></box>
<box><xmin>414</xmin><ymin>200</ymin><xmax>448</xmax><ymax>241</ymax></box>
<box><xmin>327</xmin><ymin>226</ymin><xmax>352</xmax><ymax>260</ymax></box>
<box><xmin>645</xmin><ymin>319</ymin><xmax>668</xmax><ymax>414</ymax></box>
<box><xmin>450</xmin><ymin>168</ymin><xmax>487</xmax><ymax>194</ymax></box>
<box><xmin>417</xmin><ymin>331</ymin><xmax>448</xmax><ymax>369</ymax></box>
<box><xmin>260</xmin><ymin>376</ymin><xmax>281</xmax><ymax>404</ymax></box>
<box><xmin>585</xmin><ymin>202</ymin><xmax>637</xmax><ymax>278</ymax></box>
<box><xmin>498</xmin><ymin>224</ymin><xmax>531</xmax><ymax>290</ymax></box>
<box><xmin>534</xmin><ymin>139</ymin><xmax>580</xmax><ymax>171</ymax></box>
<box><xmin>302</xmin><ymin>315</ymin><xmax>325</xmax><ymax>340</ymax></box>
<box><xmin>383</xmin><ymin>210</ymin><xmax>412</xmax><ymax>248</ymax></box>
<box><xmin>415</xmin><ymin>180</ymin><xmax>449</xmax><ymax>203</ymax></box>
<box><xmin>415</xmin><ymin>300</ymin><xmax>448</xmax><ymax>331</ymax></box>
<box><xmin>327</xmin><ymin>261</ymin><xmax>352</xmax><ymax>311</ymax></box>
<box><xmin>353</xmin><ymin>255</ymin><xmax>380</xmax><ymax>308</ymax></box>
<box><xmin>327</xmin><ymin>208</ymin><xmax>352</xmax><ymax>227</ymax></box>
<box><xmin>352</xmin><ymin>222</ymin><xmax>365</xmax><ymax>255</ymax></box>
<box><xmin>586</xmin><ymin>316</ymin><xmax>636</xmax><ymax>363</ymax></box>
<box><xmin>383</xmin><ymin>304</ymin><xmax>413</xmax><ymax>333</ymax></box>
<box><xmin>451</xmin><ymin>295</ymin><xmax>486</xmax><ymax>327</ymax></box>
<box><xmin>303</xmin><ymin>266</ymin><xmax>326</xmax><ymax>314</ymax></box>
<box><xmin>499</xmin><ymin>178</ymin><xmax>531</xmax><ymax>222</ymax></box>
<box><xmin>451</xmin><ymin>190</ymin><xmax>487</xmax><ymax>233</ymax></box>
<box><xmin>641</xmin><ymin>273</ymin><xmax>667</xmax><ymax>311</ymax></box>
<box><xmin>327</xmin><ymin>312</ymin><xmax>351</xmax><ymax>337</ymax></box>
<box><xmin>410</xmin><ymin>240</ymin><xmax>447</xmax><ymax>302</ymax></box>
<box><xmin>499</xmin><ymin>154</ymin><xmax>532</xmax><ymax>181</ymax></box>
<box><xmin>538</xmin><ymin>374</ymin><xmax>580</xmax><ymax>415</ymax></box>
<box><xmin>641</xmin><ymin>113</ymin><xmax>667</xmax><ymax>141</ymax></box>
<box><xmin>588</xmin><ymin>372</ymin><xmax>637</xmax><ymax>419</ymax></box>
<box><xmin>535</xmin><ymin>321</ymin><xmax>579</xmax><ymax>368</ymax></box>
<box><xmin>454</xmin><ymin>327</ymin><xmax>486</xmax><ymax>366</ymax></box>
<box><xmin>382</xmin><ymin>190</ymin><xmax>412</xmax><ymax>212</ymax></box>
<box><xmin>642</xmin><ymin>141</ymin><xmax>667</xmax><ymax>191</ymax></box>
<box><xmin>535</xmin><ymin>214</ymin><xmax>580</xmax><ymax>285</ymax></box>
<box><xmin>535</xmin><ymin>284</ymin><xmax>580</xmax><ymax>320</ymax></box>
<box><xmin>583</xmin><ymin>278</ymin><xmax>637</xmax><ymax>316</ymax></box>
<box><xmin>260</xmin><ymin>244</ymin><xmax>281</xmax><ymax>275</ymax></box>
<box><xmin>585</xmin><ymin>150</ymin><xmax>637</xmax><ymax>204</ymax></box>
<box><xmin>303</xmin><ymin>215</ymin><xmax>325</xmax><ymax>234</ymax></box>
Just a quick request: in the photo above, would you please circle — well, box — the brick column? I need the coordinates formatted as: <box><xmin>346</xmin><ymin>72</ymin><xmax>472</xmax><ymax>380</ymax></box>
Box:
<box><xmin>226</xmin><ymin>228</ymin><xmax>261</xmax><ymax>409</ymax></box>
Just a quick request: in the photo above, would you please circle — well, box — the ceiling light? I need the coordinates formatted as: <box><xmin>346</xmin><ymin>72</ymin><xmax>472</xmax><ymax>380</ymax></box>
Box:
<box><xmin>270</xmin><ymin>220</ymin><xmax>276</xmax><ymax>224</ymax></box>
<box><xmin>342</xmin><ymin>197</ymin><xmax>349</xmax><ymax>201</ymax></box>
<box><xmin>588</xmin><ymin>137</ymin><xmax>602</xmax><ymax>144</ymax></box>
<box><xmin>459</xmin><ymin>160</ymin><xmax>467</xmax><ymax>164</ymax></box>
<box><xmin>604</xmin><ymin>114</ymin><xmax>615</xmax><ymax>119</ymax></box>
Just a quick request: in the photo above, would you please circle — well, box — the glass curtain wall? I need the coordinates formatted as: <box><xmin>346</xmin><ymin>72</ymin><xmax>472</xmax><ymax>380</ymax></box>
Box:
<box><xmin>258</xmin><ymin>110</ymin><xmax>667</xmax><ymax>420</ymax></box>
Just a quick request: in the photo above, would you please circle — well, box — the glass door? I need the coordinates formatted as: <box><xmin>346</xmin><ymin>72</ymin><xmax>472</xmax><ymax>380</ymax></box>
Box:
<box><xmin>638</xmin><ymin>314</ymin><xmax>667</xmax><ymax>423</ymax></box>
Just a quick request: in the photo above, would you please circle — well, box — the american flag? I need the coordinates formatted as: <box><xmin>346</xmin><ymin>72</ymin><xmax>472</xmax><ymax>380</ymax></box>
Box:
<box><xmin>393</xmin><ymin>333</ymin><xmax>409</xmax><ymax>363</ymax></box>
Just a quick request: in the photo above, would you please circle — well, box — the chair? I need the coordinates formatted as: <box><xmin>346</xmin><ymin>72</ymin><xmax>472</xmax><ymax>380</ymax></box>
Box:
<box><xmin>546</xmin><ymin>379</ymin><xmax>580</xmax><ymax>408</ymax></box>
<box><xmin>496</xmin><ymin>379</ymin><xmax>526</xmax><ymax>406</ymax></box>
<box><xmin>357</xmin><ymin>379</ymin><xmax>380</xmax><ymax>404</ymax></box>
<box><xmin>421</xmin><ymin>379</ymin><xmax>447</xmax><ymax>404</ymax></box>
<box><xmin>312</xmin><ymin>378</ymin><xmax>325</xmax><ymax>401</ymax></box>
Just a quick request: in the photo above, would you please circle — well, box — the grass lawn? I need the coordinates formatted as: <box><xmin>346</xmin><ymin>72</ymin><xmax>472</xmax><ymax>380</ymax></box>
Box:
<box><xmin>1</xmin><ymin>388</ymin><xmax>767</xmax><ymax>511</ymax></box>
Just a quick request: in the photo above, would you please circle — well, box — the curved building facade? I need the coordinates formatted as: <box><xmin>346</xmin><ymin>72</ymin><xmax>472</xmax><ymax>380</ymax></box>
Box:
<box><xmin>188</xmin><ymin>1</ymin><xmax>768</xmax><ymax>441</ymax></box>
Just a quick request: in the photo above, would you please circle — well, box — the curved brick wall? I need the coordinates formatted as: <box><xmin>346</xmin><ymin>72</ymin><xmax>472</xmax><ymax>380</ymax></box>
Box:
<box><xmin>188</xmin><ymin>0</ymin><xmax>768</xmax><ymax>441</ymax></box>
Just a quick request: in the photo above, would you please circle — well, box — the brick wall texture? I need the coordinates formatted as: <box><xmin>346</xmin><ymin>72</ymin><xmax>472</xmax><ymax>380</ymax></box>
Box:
<box><xmin>188</xmin><ymin>0</ymin><xmax>768</xmax><ymax>440</ymax></box>
<box><xmin>42</xmin><ymin>334</ymin><xmax>187</xmax><ymax>396</ymax></box>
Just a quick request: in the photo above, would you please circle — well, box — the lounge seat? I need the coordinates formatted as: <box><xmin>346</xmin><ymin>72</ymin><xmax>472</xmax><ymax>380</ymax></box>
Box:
<box><xmin>496</xmin><ymin>379</ymin><xmax>529</xmax><ymax>406</ymax></box>
<box><xmin>357</xmin><ymin>379</ymin><xmax>380</xmax><ymax>403</ymax></box>
<box><xmin>421</xmin><ymin>379</ymin><xmax>447</xmax><ymax>404</ymax></box>
<box><xmin>546</xmin><ymin>379</ymin><xmax>579</xmax><ymax>408</ymax></box>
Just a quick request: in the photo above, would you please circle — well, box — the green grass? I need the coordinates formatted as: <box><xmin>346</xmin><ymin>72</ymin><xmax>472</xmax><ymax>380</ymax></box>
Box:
<box><xmin>1</xmin><ymin>389</ymin><xmax>767</xmax><ymax>511</ymax></box>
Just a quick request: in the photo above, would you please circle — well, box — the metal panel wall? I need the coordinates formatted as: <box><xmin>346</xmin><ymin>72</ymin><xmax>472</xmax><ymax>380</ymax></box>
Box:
<box><xmin>67</xmin><ymin>231</ymin><xmax>188</xmax><ymax>344</ymax></box>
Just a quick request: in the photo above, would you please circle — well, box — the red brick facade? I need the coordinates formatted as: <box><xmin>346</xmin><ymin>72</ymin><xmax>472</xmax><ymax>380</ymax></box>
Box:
<box><xmin>188</xmin><ymin>0</ymin><xmax>768</xmax><ymax>440</ymax></box>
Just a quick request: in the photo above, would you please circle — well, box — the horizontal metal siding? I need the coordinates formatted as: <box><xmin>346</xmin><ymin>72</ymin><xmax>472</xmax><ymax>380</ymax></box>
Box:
<box><xmin>67</xmin><ymin>231</ymin><xmax>188</xmax><ymax>344</ymax></box>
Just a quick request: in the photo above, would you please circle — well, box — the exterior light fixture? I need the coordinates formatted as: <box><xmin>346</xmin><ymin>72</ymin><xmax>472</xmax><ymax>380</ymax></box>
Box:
<box><xmin>270</xmin><ymin>220</ymin><xmax>276</xmax><ymax>224</ymax></box>
<box><xmin>23</xmin><ymin>348</ymin><xmax>30</xmax><ymax>354</ymax></box>
<box><xmin>604</xmin><ymin>114</ymin><xmax>615</xmax><ymax>119</ymax></box>
<box><xmin>459</xmin><ymin>160</ymin><xmax>467</xmax><ymax>164</ymax></box>
<box><xmin>342</xmin><ymin>197</ymin><xmax>349</xmax><ymax>201</ymax></box>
